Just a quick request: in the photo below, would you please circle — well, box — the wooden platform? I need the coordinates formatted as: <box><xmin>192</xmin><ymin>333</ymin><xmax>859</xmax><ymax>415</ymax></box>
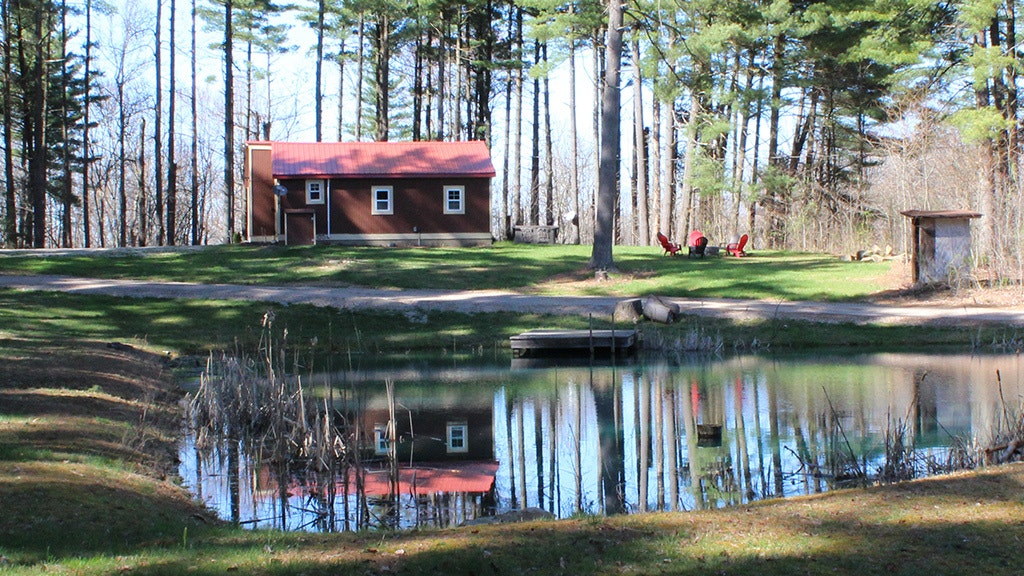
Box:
<box><xmin>510</xmin><ymin>329</ymin><xmax>638</xmax><ymax>358</ymax></box>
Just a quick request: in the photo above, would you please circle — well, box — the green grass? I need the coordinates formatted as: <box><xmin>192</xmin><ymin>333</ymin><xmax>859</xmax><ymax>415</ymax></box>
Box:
<box><xmin>0</xmin><ymin>289</ymin><xmax>1007</xmax><ymax>360</ymax></box>
<box><xmin>0</xmin><ymin>243</ymin><xmax>894</xmax><ymax>301</ymax></box>
<box><xmin>2</xmin><ymin>245</ymin><xmax>1024</xmax><ymax>575</ymax></box>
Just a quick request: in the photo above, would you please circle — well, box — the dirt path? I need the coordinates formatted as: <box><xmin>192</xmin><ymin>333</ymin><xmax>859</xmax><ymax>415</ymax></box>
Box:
<box><xmin>2</xmin><ymin>273</ymin><xmax>1023</xmax><ymax>327</ymax></box>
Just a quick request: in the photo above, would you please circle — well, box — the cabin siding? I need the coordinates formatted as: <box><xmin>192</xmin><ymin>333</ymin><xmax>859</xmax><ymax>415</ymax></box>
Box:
<box><xmin>359</xmin><ymin>407</ymin><xmax>494</xmax><ymax>463</ymax></box>
<box><xmin>328</xmin><ymin>177</ymin><xmax>489</xmax><ymax>236</ymax></box>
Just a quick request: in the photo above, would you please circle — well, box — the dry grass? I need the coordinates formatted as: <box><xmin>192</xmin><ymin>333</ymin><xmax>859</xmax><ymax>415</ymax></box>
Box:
<box><xmin>4</xmin><ymin>339</ymin><xmax>1024</xmax><ymax>574</ymax></box>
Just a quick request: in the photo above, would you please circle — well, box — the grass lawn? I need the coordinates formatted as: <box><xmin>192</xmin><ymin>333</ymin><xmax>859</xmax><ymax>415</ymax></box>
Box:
<box><xmin>0</xmin><ymin>243</ymin><xmax>895</xmax><ymax>301</ymax></box>
<box><xmin>2</xmin><ymin>244</ymin><xmax>1021</xmax><ymax>575</ymax></box>
<box><xmin>3</xmin><ymin>323</ymin><xmax>1024</xmax><ymax>576</ymax></box>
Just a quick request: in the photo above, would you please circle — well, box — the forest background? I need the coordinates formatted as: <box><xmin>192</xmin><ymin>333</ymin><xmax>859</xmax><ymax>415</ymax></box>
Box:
<box><xmin>1</xmin><ymin>0</ymin><xmax>1022</xmax><ymax>282</ymax></box>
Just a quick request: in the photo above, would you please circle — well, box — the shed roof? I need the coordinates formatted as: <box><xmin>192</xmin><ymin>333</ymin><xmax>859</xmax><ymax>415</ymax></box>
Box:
<box><xmin>901</xmin><ymin>210</ymin><xmax>982</xmax><ymax>219</ymax></box>
<box><xmin>259</xmin><ymin>140</ymin><xmax>496</xmax><ymax>179</ymax></box>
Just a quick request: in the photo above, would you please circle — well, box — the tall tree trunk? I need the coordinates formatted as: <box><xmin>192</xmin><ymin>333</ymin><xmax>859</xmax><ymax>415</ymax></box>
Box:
<box><xmin>60</xmin><ymin>0</ymin><xmax>72</xmax><ymax>247</ymax></box>
<box><xmin>315</xmin><ymin>0</ymin><xmax>324</xmax><ymax>142</ymax></box>
<box><xmin>499</xmin><ymin>4</ymin><xmax>516</xmax><ymax>239</ymax></box>
<box><xmin>412</xmin><ymin>32</ymin><xmax>422</xmax><ymax>140</ymax></box>
<box><xmin>436</xmin><ymin>19</ymin><xmax>446</xmax><ymax>139</ymax></box>
<box><xmin>337</xmin><ymin>38</ymin><xmax>346</xmax><ymax>141</ymax></box>
<box><xmin>118</xmin><ymin>79</ymin><xmax>127</xmax><ymax>247</ymax></box>
<box><xmin>591</xmin><ymin>32</ymin><xmax>602</xmax><ymax>241</ymax></box>
<box><xmin>749</xmin><ymin>65</ymin><xmax>765</xmax><ymax>244</ymax></box>
<box><xmin>155</xmin><ymin>0</ymin><xmax>164</xmax><ymax>245</ymax></box>
<box><xmin>355</xmin><ymin>12</ymin><xmax>364</xmax><ymax>140</ymax></box>
<box><xmin>224</xmin><ymin>0</ymin><xmax>235</xmax><ymax>242</ymax></box>
<box><xmin>632</xmin><ymin>38</ymin><xmax>647</xmax><ymax>246</ymax></box>
<box><xmin>568</xmin><ymin>35</ymin><xmax>580</xmax><ymax>244</ymax></box>
<box><xmin>190</xmin><ymin>0</ymin><xmax>200</xmax><ymax>245</ymax></box>
<box><xmin>374</xmin><ymin>13</ymin><xmax>390</xmax><ymax>141</ymax></box>
<box><xmin>82</xmin><ymin>0</ymin><xmax>93</xmax><ymax>247</ymax></box>
<box><xmin>590</xmin><ymin>0</ymin><xmax>621</xmax><ymax>270</ymax></box>
<box><xmin>529</xmin><ymin>40</ymin><xmax>540</xmax><ymax>226</ymax></box>
<box><xmin>766</xmin><ymin>33</ymin><xmax>785</xmax><ymax>248</ymax></box>
<box><xmin>767</xmin><ymin>33</ymin><xmax>784</xmax><ymax>168</ymax></box>
<box><xmin>510</xmin><ymin>10</ymin><xmax>523</xmax><ymax>229</ymax></box>
<box><xmin>166</xmin><ymin>0</ymin><xmax>177</xmax><ymax>245</ymax></box>
<box><xmin>28</xmin><ymin>6</ymin><xmax>49</xmax><ymax>247</ymax></box>
<box><xmin>543</xmin><ymin>43</ymin><xmax>553</xmax><ymax>227</ymax></box>
<box><xmin>138</xmin><ymin>119</ymin><xmax>147</xmax><ymax>246</ymax></box>
<box><xmin>679</xmin><ymin>93</ymin><xmax>699</xmax><ymax>240</ymax></box>
<box><xmin>454</xmin><ymin>15</ymin><xmax>463</xmax><ymax>138</ymax></box>
<box><xmin>664</xmin><ymin>102</ymin><xmax>679</xmax><ymax>242</ymax></box>
<box><xmin>732</xmin><ymin>51</ymin><xmax>754</xmax><ymax>235</ymax></box>
<box><xmin>472</xmin><ymin>0</ymin><xmax>494</xmax><ymax>143</ymax></box>
<box><xmin>1</xmin><ymin>0</ymin><xmax>15</xmax><ymax>246</ymax></box>
<box><xmin>651</xmin><ymin>99</ymin><xmax>663</xmax><ymax>233</ymax></box>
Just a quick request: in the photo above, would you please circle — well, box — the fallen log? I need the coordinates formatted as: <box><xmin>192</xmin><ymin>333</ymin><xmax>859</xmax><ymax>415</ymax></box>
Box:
<box><xmin>642</xmin><ymin>295</ymin><xmax>679</xmax><ymax>324</ymax></box>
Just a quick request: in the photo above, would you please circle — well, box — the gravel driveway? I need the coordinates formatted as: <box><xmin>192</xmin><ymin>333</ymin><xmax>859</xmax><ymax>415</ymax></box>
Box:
<box><xmin>1</xmin><ymin>274</ymin><xmax>1022</xmax><ymax>327</ymax></box>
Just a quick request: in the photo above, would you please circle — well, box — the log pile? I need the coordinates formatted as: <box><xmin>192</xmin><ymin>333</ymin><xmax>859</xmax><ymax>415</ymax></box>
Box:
<box><xmin>614</xmin><ymin>296</ymin><xmax>681</xmax><ymax>324</ymax></box>
<box><xmin>840</xmin><ymin>245</ymin><xmax>902</xmax><ymax>262</ymax></box>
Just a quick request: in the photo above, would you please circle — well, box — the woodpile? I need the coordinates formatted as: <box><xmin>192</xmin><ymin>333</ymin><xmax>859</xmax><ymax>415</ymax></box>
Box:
<box><xmin>614</xmin><ymin>296</ymin><xmax>681</xmax><ymax>324</ymax></box>
<box><xmin>841</xmin><ymin>244</ymin><xmax>901</xmax><ymax>262</ymax></box>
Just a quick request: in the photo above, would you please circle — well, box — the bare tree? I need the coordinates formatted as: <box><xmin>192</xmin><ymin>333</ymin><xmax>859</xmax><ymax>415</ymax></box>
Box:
<box><xmin>166</xmin><ymin>0</ymin><xmax>177</xmax><ymax>245</ymax></box>
<box><xmin>191</xmin><ymin>0</ymin><xmax>200</xmax><ymax>244</ymax></box>
<box><xmin>154</xmin><ymin>0</ymin><xmax>164</xmax><ymax>245</ymax></box>
<box><xmin>224</xmin><ymin>0</ymin><xmax>236</xmax><ymax>242</ymax></box>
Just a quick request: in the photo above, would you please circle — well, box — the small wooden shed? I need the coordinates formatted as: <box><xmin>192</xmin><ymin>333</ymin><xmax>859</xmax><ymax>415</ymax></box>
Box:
<box><xmin>900</xmin><ymin>210</ymin><xmax>982</xmax><ymax>285</ymax></box>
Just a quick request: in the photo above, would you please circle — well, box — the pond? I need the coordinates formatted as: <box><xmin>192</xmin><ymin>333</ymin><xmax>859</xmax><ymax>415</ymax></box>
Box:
<box><xmin>179</xmin><ymin>351</ymin><xmax>1024</xmax><ymax>532</ymax></box>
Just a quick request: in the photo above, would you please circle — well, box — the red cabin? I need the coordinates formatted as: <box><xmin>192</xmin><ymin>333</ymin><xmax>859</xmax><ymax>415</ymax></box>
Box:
<box><xmin>244</xmin><ymin>141</ymin><xmax>496</xmax><ymax>246</ymax></box>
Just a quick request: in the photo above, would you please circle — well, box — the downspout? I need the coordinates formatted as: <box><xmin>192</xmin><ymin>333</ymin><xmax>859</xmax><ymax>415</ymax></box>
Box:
<box><xmin>274</xmin><ymin>179</ymin><xmax>282</xmax><ymax>242</ymax></box>
<box><xmin>326</xmin><ymin>179</ymin><xmax>332</xmax><ymax>241</ymax></box>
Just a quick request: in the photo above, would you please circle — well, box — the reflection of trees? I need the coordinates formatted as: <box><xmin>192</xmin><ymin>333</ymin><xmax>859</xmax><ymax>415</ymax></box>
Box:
<box><xmin>186</xmin><ymin>353</ymin><xmax>1024</xmax><ymax>531</ymax></box>
<box><xmin>595</xmin><ymin>376</ymin><xmax>625</xmax><ymax>514</ymax></box>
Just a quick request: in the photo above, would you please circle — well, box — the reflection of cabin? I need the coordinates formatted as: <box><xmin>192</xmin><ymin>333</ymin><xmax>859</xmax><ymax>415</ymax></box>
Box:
<box><xmin>244</xmin><ymin>140</ymin><xmax>495</xmax><ymax>246</ymax></box>
<box><xmin>900</xmin><ymin>210</ymin><xmax>982</xmax><ymax>285</ymax></box>
<box><xmin>358</xmin><ymin>405</ymin><xmax>494</xmax><ymax>463</ymax></box>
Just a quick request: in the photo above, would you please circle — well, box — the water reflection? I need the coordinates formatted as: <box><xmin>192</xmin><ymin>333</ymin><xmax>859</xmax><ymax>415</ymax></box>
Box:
<box><xmin>180</xmin><ymin>352</ymin><xmax>1024</xmax><ymax>531</ymax></box>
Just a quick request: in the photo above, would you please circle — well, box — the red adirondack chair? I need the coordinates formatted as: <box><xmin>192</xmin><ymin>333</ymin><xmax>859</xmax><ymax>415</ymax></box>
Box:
<box><xmin>726</xmin><ymin>234</ymin><xmax>748</xmax><ymax>257</ymax></box>
<box><xmin>688</xmin><ymin>230</ymin><xmax>708</xmax><ymax>258</ymax></box>
<box><xmin>657</xmin><ymin>232</ymin><xmax>682</xmax><ymax>256</ymax></box>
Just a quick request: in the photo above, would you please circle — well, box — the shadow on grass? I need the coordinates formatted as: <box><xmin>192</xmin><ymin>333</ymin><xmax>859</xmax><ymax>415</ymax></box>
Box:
<box><xmin>0</xmin><ymin>244</ymin><xmax>894</xmax><ymax>301</ymax></box>
<box><xmin>102</xmin><ymin>467</ymin><xmax>1024</xmax><ymax>575</ymax></box>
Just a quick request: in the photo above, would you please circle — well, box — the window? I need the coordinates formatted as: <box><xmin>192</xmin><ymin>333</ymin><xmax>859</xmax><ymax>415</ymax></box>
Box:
<box><xmin>372</xmin><ymin>186</ymin><xmax>393</xmax><ymax>215</ymax></box>
<box><xmin>373</xmin><ymin>424</ymin><xmax>389</xmax><ymax>455</ymax></box>
<box><xmin>446</xmin><ymin>422</ymin><xmax>468</xmax><ymax>453</ymax></box>
<box><xmin>306</xmin><ymin>179</ymin><xmax>325</xmax><ymax>204</ymax></box>
<box><xmin>443</xmin><ymin>186</ymin><xmax>465</xmax><ymax>215</ymax></box>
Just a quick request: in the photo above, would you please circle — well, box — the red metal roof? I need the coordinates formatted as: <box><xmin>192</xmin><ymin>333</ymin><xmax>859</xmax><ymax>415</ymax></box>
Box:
<box><xmin>264</xmin><ymin>141</ymin><xmax>496</xmax><ymax>179</ymax></box>
<box><xmin>352</xmin><ymin>461</ymin><xmax>499</xmax><ymax>496</ymax></box>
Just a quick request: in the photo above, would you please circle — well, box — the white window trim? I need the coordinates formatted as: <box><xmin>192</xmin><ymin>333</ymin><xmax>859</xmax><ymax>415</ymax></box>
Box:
<box><xmin>373</xmin><ymin>424</ymin><xmax>389</xmax><ymax>455</ymax></box>
<box><xmin>446</xmin><ymin>421</ymin><xmax>468</xmax><ymax>453</ymax></box>
<box><xmin>306</xmin><ymin>179</ymin><xmax>325</xmax><ymax>205</ymax></box>
<box><xmin>443</xmin><ymin>185</ymin><xmax>465</xmax><ymax>215</ymax></box>
<box><xmin>372</xmin><ymin>186</ymin><xmax>393</xmax><ymax>215</ymax></box>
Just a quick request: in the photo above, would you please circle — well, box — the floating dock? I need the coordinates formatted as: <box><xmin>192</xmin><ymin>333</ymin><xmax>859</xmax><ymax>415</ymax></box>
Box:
<box><xmin>510</xmin><ymin>329</ymin><xmax>638</xmax><ymax>358</ymax></box>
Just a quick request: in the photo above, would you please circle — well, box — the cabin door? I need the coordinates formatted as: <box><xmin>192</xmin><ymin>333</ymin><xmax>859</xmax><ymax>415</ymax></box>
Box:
<box><xmin>285</xmin><ymin>210</ymin><xmax>315</xmax><ymax>245</ymax></box>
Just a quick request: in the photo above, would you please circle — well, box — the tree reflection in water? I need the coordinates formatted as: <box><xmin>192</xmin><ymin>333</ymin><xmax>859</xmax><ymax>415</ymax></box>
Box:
<box><xmin>181</xmin><ymin>352</ymin><xmax>1024</xmax><ymax>531</ymax></box>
